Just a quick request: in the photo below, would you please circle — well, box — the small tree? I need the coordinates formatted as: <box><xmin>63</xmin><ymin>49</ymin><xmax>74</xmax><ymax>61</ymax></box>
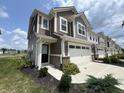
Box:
<box><xmin>58</xmin><ymin>74</ymin><xmax>72</xmax><ymax>92</ymax></box>
<box><xmin>1</xmin><ymin>48</ymin><xmax>7</xmax><ymax>54</ymax></box>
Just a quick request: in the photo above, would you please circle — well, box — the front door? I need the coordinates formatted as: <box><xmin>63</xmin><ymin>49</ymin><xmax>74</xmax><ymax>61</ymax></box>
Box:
<box><xmin>42</xmin><ymin>44</ymin><xmax>49</xmax><ymax>63</ymax></box>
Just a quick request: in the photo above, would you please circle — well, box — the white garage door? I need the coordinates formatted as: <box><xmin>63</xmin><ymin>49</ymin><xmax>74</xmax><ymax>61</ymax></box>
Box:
<box><xmin>98</xmin><ymin>49</ymin><xmax>105</xmax><ymax>58</ymax></box>
<box><xmin>108</xmin><ymin>51</ymin><xmax>112</xmax><ymax>56</ymax></box>
<box><xmin>68</xmin><ymin>42</ymin><xmax>92</xmax><ymax>66</ymax></box>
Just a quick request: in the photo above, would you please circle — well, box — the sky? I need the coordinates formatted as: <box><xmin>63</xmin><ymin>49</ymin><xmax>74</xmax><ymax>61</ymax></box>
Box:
<box><xmin>0</xmin><ymin>0</ymin><xmax>124</xmax><ymax>50</ymax></box>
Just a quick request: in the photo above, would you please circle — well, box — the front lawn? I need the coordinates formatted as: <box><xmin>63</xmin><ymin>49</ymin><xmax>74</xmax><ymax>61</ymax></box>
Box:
<box><xmin>0</xmin><ymin>55</ymin><xmax>124</xmax><ymax>93</ymax></box>
<box><xmin>0</xmin><ymin>57</ymin><xmax>48</xmax><ymax>93</ymax></box>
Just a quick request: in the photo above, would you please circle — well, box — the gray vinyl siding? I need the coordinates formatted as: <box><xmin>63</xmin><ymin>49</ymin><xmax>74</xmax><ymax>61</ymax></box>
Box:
<box><xmin>56</xmin><ymin>10</ymin><xmax>74</xmax><ymax>36</ymax></box>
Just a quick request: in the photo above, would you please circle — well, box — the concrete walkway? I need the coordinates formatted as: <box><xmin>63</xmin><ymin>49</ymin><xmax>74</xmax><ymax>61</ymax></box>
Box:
<box><xmin>46</xmin><ymin>62</ymin><xmax>124</xmax><ymax>90</ymax></box>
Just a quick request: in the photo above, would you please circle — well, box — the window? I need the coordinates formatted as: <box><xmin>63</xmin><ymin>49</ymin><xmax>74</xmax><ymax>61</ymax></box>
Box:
<box><xmin>86</xmin><ymin>47</ymin><xmax>89</xmax><ymax>49</ymax></box>
<box><xmin>60</xmin><ymin>17</ymin><xmax>68</xmax><ymax>33</ymax></box>
<box><xmin>42</xmin><ymin>18</ymin><xmax>49</xmax><ymax>30</ymax></box>
<box><xmin>69</xmin><ymin>45</ymin><xmax>75</xmax><ymax>48</ymax></box>
<box><xmin>32</xmin><ymin>25</ymin><xmax>35</xmax><ymax>32</ymax></box>
<box><xmin>107</xmin><ymin>42</ymin><xmax>110</xmax><ymax>47</ymax></box>
<box><xmin>43</xmin><ymin>19</ymin><xmax>49</xmax><ymax>29</ymax></box>
<box><xmin>82</xmin><ymin>46</ymin><xmax>85</xmax><ymax>49</ymax></box>
<box><xmin>93</xmin><ymin>38</ymin><xmax>94</xmax><ymax>41</ymax></box>
<box><xmin>77</xmin><ymin>22</ymin><xmax>86</xmax><ymax>36</ymax></box>
<box><xmin>90</xmin><ymin>36</ymin><xmax>92</xmax><ymax>40</ymax></box>
<box><xmin>41</xmin><ymin>16</ymin><xmax>49</xmax><ymax>30</ymax></box>
<box><xmin>76</xmin><ymin>46</ymin><xmax>81</xmax><ymax>49</ymax></box>
<box><xmin>96</xmin><ymin>39</ymin><xmax>97</xmax><ymax>42</ymax></box>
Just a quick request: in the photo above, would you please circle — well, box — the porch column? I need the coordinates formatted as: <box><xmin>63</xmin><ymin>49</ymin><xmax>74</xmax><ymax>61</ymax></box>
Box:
<box><xmin>37</xmin><ymin>41</ymin><xmax>42</xmax><ymax>70</ymax></box>
<box><xmin>35</xmin><ymin>43</ymin><xmax>38</xmax><ymax>67</ymax></box>
<box><xmin>61</xmin><ymin>40</ymin><xmax>65</xmax><ymax>57</ymax></box>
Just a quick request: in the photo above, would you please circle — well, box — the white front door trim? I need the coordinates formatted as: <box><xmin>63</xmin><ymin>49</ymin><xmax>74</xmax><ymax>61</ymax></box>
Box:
<box><xmin>37</xmin><ymin>41</ymin><xmax>42</xmax><ymax>70</ymax></box>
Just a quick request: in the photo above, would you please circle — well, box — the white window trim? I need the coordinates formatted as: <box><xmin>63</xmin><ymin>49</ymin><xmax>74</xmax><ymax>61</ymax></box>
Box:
<box><xmin>41</xmin><ymin>16</ymin><xmax>49</xmax><ymax>30</ymax></box>
<box><xmin>77</xmin><ymin>22</ymin><xmax>86</xmax><ymax>37</ymax></box>
<box><xmin>60</xmin><ymin>16</ymin><xmax>68</xmax><ymax>33</ymax></box>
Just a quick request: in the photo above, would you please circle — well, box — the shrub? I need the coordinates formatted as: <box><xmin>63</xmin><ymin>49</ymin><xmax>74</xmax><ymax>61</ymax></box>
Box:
<box><xmin>38</xmin><ymin>67</ymin><xmax>48</xmax><ymax>78</ymax></box>
<box><xmin>117</xmin><ymin>54</ymin><xmax>124</xmax><ymax>59</ymax></box>
<box><xmin>98</xmin><ymin>58</ymin><xmax>103</xmax><ymax>61</ymax></box>
<box><xmin>86</xmin><ymin>74</ymin><xmax>119</xmax><ymax>93</ymax></box>
<box><xmin>109</xmin><ymin>56</ymin><xmax>119</xmax><ymax>64</ymax></box>
<box><xmin>103</xmin><ymin>57</ymin><xmax>111</xmax><ymax>63</ymax></box>
<box><xmin>58</xmin><ymin>74</ymin><xmax>72</xmax><ymax>92</ymax></box>
<box><xmin>103</xmin><ymin>56</ymin><xmax>119</xmax><ymax>64</ymax></box>
<box><xmin>63</xmin><ymin>63</ymin><xmax>80</xmax><ymax>75</ymax></box>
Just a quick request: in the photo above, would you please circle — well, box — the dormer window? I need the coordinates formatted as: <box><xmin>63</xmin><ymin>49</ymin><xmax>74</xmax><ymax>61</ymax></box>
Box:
<box><xmin>77</xmin><ymin>22</ymin><xmax>86</xmax><ymax>36</ymax></box>
<box><xmin>60</xmin><ymin>17</ymin><xmax>68</xmax><ymax>33</ymax></box>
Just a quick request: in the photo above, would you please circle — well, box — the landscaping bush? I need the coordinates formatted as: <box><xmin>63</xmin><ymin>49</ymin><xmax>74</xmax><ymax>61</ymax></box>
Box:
<box><xmin>103</xmin><ymin>57</ymin><xmax>111</xmax><ymax>63</ymax></box>
<box><xmin>116</xmin><ymin>54</ymin><xmax>124</xmax><ymax>59</ymax></box>
<box><xmin>58</xmin><ymin>74</ymin><xmax>72</xmax><ymax>92</ymax></box>
<box><xmin>19</xmin><ymin>60</ymin><xmax>34</xmax><ymax>69</ymax></box>
<box><xmin>38</xmin><ymin>67</ymin><xmax>48</xmax><ymax>78</ymax></box>
<box><xmin>103</xmin><ymin>56</ymin><xmax>119</xmax><ymax>64</ymax></box>
<box><xmin>63</xmin><ymin>63</ymin><xmax>80</xmax><ymax>75</ymax></box>
<box><xmin>109</xmin><ymin>56</ymin><xmax>119</xmax><ymax>64</ymax></box>
<box><xmin>86</xmin><ymin>74</ymin><xmax>119</xmax><ymax>93</ymax></box>
<box><xmin>98</xmin><ymin>58</ymin><xmax>103</xmax><ymax>61</ymax></box>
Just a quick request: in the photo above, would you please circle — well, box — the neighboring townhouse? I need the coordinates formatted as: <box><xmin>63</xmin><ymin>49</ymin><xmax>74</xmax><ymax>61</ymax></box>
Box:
<box><xmin>115</xmin><ymin>45</ymin><xmax>123</xmax><ymax>54</ymax></box>
<box><xmin>96</xmin><ymin>32</ymin><xmax>106</xmax><ymax>58</ymax></box>
<box><xmin>106</xmin><ymin>36</ymin><xmax>114</xmax><ymax>56</ymax></box>
<box><xmin>27</xmin><ymin>6</ymin><xmax>122</xmax><ymax>69</ymax></box>
<box><xmin>87</xmin><ymin>31</ymin><xmax>99</xmax><ymax>59</ymax></box>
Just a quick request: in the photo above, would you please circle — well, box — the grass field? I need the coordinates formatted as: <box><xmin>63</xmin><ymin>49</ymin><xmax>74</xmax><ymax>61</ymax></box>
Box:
<box><xmin>0</xmin><ymin>56</ymin><xmax>48</xmax><ymax>93</ymax></box>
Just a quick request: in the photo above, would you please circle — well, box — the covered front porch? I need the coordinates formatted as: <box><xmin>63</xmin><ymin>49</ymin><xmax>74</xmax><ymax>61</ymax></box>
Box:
<box><xmin>35</xmin><ymin>34</ymin><xmax>57</xmax><ymax>69</ymax></box>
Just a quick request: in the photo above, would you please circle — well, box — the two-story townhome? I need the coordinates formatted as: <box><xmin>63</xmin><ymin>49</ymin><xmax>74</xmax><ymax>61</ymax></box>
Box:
<box><xmin>28</xmin><ymin>6</ymin><xmax>95</xmax><ymax>69</ymax></box>
<box><xmin>115</xmin><ymin>44</ymin><xmax>122</xmax><ymax>54</ymax></box>
<box><xmin>87</xmin><ymin>30</ymin><xmax>99</xmax><ymax>59</ymax></box>
<box><xmin>28</xmin><ymin>6</ymin><xmax>122</xmax><ymax>70</ymax></box>
<box><xmin>105</xmin><ymin>36</ymin><xmax>114</xmax><ymax>56</ymax></box>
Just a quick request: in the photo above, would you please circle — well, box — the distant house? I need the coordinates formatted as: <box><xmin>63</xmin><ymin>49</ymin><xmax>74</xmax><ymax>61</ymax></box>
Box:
<box><xmin>0</xmin><ymin>49</ymin><xmax>3</xmax><ymax>54</ymax></box>
<box><xmin>27</xmin><ymin>6</ymin><xmax>122</xmax><ymax>70</ymax></box>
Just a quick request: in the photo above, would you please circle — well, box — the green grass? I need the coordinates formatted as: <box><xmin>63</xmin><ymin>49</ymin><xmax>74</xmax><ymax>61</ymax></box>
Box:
<box><xmin>0</xmin><ymin>57</ymin><xmax>48</xmax><ymax>93</ymax></box>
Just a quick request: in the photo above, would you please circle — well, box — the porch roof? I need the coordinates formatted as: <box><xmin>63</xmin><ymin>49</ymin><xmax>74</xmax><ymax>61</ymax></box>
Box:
<box><xmin>36</xmin><ymin>34</ymin><xmax>57</xmax><ymax>43</ymax></box>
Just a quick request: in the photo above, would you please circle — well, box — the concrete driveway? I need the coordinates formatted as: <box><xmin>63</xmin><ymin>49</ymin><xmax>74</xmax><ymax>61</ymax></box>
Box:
<box><xmin>46</xmin><ymin>62</ymin><xmax>124</xmax><ymax>90</ymax></box>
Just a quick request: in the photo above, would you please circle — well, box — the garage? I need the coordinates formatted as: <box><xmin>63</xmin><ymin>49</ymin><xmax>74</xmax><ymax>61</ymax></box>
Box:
<box><xmin>68</xmin><ymin>42</ymin><xmax>92</xmax><ymax>66</ymax></box>
<box><xmin>98</xmin><ymin>49</ymin><xmax>105</xmax><ymax>58</ymax></box>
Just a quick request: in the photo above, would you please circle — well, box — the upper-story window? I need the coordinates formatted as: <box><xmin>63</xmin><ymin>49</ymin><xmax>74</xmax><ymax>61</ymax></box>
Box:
<box><xmin>60</xmin><ymin>16</ymin><xmax>68</xmax><ymax>33</ymax></box>
<box><xmin>90</xmin><ymin>34</ymin><xmax>92</xmax><ymax>40</ymax></box>
<box><xmin>32</xmin><ymin>24</ymin><xmax>35</xmax><ymax>32</ymax></box>
<box><xmin>40</xmin><ymin>16</ymin><xmax>49</xmax><ymax>30</ymax></box>
<box><xmin>42</xmin><ymin>17</ymin><xmax>49</xmax><ymax>30</ymax></box>
<box><xmin>77</xmin><ymin>22</ymin><xmax>86</xmax><ymax>36</ymax></box>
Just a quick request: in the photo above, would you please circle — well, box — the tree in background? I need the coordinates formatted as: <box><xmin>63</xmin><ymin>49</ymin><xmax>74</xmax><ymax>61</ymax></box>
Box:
<box><xmin>0</xmin><ymin>29</ymin><xmax>1</xmax><ymax>35</ymax></box>
<box><xmin>1</xmin><ymin>48</ymin><xmax>7</xmax><ymax>54</ymax></box>
<box><xmin>17</xmin><ymin>50</ymin><xmax>20</xmax><ymax>54</ymax></box>
<box><xmin>122</xmin><ymin>21</ymin><xmax>124</xmax><ymax>27</ymax></box>
<box><xmin>122</xmin><ymin>48</ymin><xmax>124</xmax><ymax>53</ymax></box>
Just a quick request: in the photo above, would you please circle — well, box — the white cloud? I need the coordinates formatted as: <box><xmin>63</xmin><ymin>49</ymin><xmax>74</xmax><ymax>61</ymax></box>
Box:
<box><xmin>0</xmin><ymin>27</ymin><xmax>27</xmax><ymax>50</ymax></box>
<box><xmin>0</xmin><ymin>38</ymin><xmax>4</xmax><ymax>42</ymax></box>
<box><xmin>0</xmin><ymin>6</ymin><xmax>9</xmax><ymax>18</ymax></box>
<box><xmin>53</xmin><ymin>0</ymin><xmax>74</xmax><ymax>7</ymax></box>
<box><xmin>11</xmin><ymin>28</ymin><xmax>27</xmax><ymax>49</ymax></box>
<box><xmin>0</xmin><ymin>27</ymin><xmax>12</xmax><ymax>35</ymax></box>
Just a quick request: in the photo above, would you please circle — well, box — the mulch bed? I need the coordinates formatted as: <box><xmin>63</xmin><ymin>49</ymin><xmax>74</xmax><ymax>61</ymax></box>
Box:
<box><xmin>21</xmin><ymin>67</ymin><xmax>86</xmax><ymax>93</ymax></box>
